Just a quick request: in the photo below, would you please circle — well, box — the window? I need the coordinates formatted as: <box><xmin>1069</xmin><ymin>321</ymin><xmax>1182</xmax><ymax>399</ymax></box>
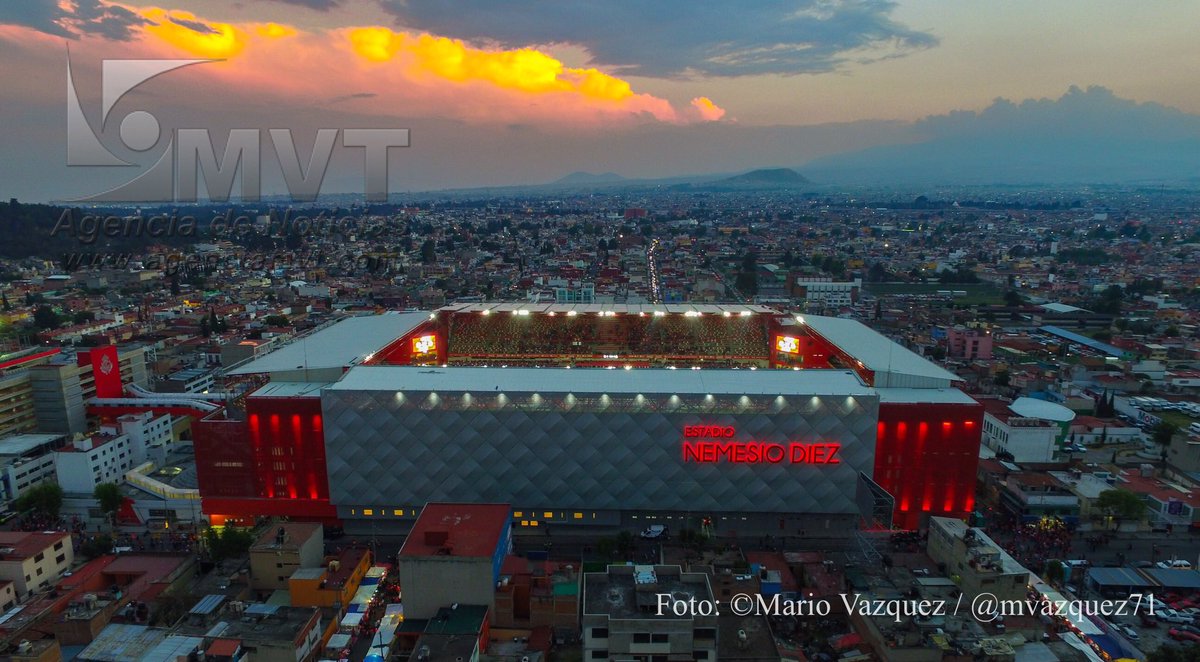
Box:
<box><xmin>574</xmin><ymin>512</ymin><xmax>583</xmax><ymax>519</ymax></box>
<box><xmin>633</xmin><ymin>633</ymin><xmax>651</xmax><ymax>644</ymax></box>
<box><xmin>55</xmin><ymin>553</ymin><xmax>66</xmax><ymax>564</ymax></box>
<box><xmin>590</xmin><ymin>652</ymin><xmax>608</xmax><ymax>659</ymax></box>
<box><xmin>513</xmin><ymin>511</ymin><xmax>523</xmax><ymax>518</ymax></box>
<box><xmin>651</xmin><ymin>634</ymin><xmax>669</xmax><ymax>643</ymax></box>
<box><xmin>543</xmin><ymin>512</ymin><xmax>554</xmax><ymax>519</ymax></box>
<box><xmin>35</xmin><ymin>567</ymin><xmax>43</xmax><ymax>576</ymax></box>
<box><xmin>363</xmin><ymin>509</ymin><xmax>374</xmax><ymax>516</ymax></box>
<box><xmin>694</xmin><ymin>652</ymin><xmax>710</xmax><ymax>660</ymax></box>
<box><xmin>34</xmin><ymin>552</ymin><xmax>44</xmax><ymax>562</ymax></box>
<box><xmin>695</xmin><ymin>628</ymin><xmax>716</xmax><ymax>640</ymax></box>
<box><xmin>393</xmin><ymin>509</ymin><xmax>403</xmax><ymax>516</ymax></box>
<box><xmin>591</xmin><ymin>628</ymin><xmax>608</xmax><ymax>639</ymax></box>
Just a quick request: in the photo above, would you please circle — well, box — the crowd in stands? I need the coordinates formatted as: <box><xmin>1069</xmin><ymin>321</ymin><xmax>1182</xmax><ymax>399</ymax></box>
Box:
<box><xmin>445</xmin><ymin>312</ymin><xmax>769</xmax><ymax>360</ymax></box>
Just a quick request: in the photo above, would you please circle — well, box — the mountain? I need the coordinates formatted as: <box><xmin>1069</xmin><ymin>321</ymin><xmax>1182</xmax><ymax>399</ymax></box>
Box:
<box><xmin>550</xmin><ymin>171</ymin><xmax>625</xmax><ymax>186</ymax></box>
<box><xmin>803</xmin><ymin>86</ymin><xmax>1200</xmax><ymax>184</ymax></box>
<box><xmin>713</xmin><ymin>167</ymin><xmax>809</xmax><ymax>187</ymax></box>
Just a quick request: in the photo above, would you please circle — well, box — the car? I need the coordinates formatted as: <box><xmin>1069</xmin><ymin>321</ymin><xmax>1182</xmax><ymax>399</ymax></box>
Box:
<box><xmin>640</xmin><ymin>524</ymin><xmax>667</xmax><ymax>539</ymax></box>
<box><xmin>1159</xmin><ymin>610</ymin><xmax>1194</xmax><ymax>625</ymax></box>
<box><xmin>1158</xmin><ymin>559</ymin><xmax>1193</xmax><ymax>570</ymax></box>
<box><xmin>1169</xmin><ymin>628</ymin><xmax>1200</xmax><ymax>643</ymax></box>
<box><xmin>1120</xmin><ymin>625</ymin><xmax>1139</xmax><ymax>641</ymax></box>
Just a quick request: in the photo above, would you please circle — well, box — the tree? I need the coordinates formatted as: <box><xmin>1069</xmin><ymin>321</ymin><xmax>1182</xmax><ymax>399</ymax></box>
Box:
<box><xmin>33</xmin><ymin>304</ymin><xmax>60</xmax><ymax>330</ymax></box>
<box><xmin>93</xmin><ymin>482</ymin><xmax>124</xmax><ymax>530</ymax></box>
<box><xmin>202</xmin><ymin>525</ymin><xmax>256</xmax><ymax>563</ymax></box>
<box><xmin>420</xmin><ymin>239</ymin><xmax>437</xmax><ymax>264</ymax></box>
<box><xmin>1003</xmin><ymin>290</ymin><xmax>1023</xmax><ymax>307</ymax></box>
<box><xmin>734</xmin><ymin>251</ymin><xmax>758</xmax><ymax>297</ymax></box>
<box><xmin>199</xmin><ymin>315</ymin><xmax>211</xmax><ymax>337</ymax></box>
<box><xmin>73</xmin><ymin>310</ymin><xmax>95</xmax><ymax>325</ymax></box>
<box><xmin>13</xmin><ymin>482</ymin><xmax>64</xmax><ymax>519</ymax></box>
<box><xmin>263</xmin><ymin>314</ymin><xmax>289</xmax><ymax>327</ymax></box>
<box><xmin>1148</xmin><ymin>645</ymin><xmax>1200</xmax><ymax>662</ymax></box>
<box><xmin>994</xmin><ymin>370</ymin><xmax>1011</xmax><ymax>387</ymax></box>
<box><xmin>1044</xmin><ymin>559</ymin><xmax>1065</xmax><ymax>586</ymax></box>
<box><xmin>1152</xmin><ymin>422</ymin><xmax>1178</xmax><ymax>448</ymax></box>
<box><xmin>615</xmin><ymin>530</ymin><xmax>635</xmax><ymax>559</ymax></box>
<box><xmin>1</xmin><ymin>292</ymin><xmax>9</xmax><ymax>311</ymax></box>
<box><xmin>1096</xmin><ymin>489</ymin><xmax>1147</xmax><ymax>527</ymax></box>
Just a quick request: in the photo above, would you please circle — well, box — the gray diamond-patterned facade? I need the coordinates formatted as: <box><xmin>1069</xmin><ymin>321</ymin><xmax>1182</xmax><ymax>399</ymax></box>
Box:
<box><xmin>322</xmin><ymin>366</ymin><xmax>879</xmax><ymax>526</ymax></box>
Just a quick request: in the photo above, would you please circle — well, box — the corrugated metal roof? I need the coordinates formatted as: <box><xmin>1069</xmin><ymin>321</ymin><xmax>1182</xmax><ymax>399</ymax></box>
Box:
<box><xmin>188</xmin><ymin>594</ymin><xmax>226</xmax><ymax>615</ymax></box>
<box><xmin>229</xmin><ymin>312</ymin><xmax>429</xmax><ymax>375</ymax></box>
<box><xmin>800</xmin><ymin>315</ymin><xmax>960</xmax><ymax>384</ymax></box>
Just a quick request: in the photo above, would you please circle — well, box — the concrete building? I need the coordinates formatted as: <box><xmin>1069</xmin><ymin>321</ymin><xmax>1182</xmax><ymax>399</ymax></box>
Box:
<box><xmin>789</xmin><ymin>276</ymin><xmax>861</xmax><ymax>307</ymax></box>
<box><xmin>999</xmin><ymin>474</ymin><xmax>1080</xmax><ymax>525</ymax></box>
<box><xmin>54</xmin><ymin>433</ymin><xmax>137</xmax><ymax>493</ymax></box>
<box><xmin>582</xmin><ymin>564</ymin><xmax>718</xmax><ymax>661</ymax></box>
<box><xmin>159</xmin><ymin>368</ymin><xmax>215</xmax><ymax>394</ymax></box>
<box><xmin>100</xmin><ymin>411</ymin><xmax>173</xmax><ymax>466</ymax></box>
<box><xmin>28</xmin><ymin>345</ymin><xmax>150</xmax><ymax>435</ymax></box>
<box><xmin>980</xmin><ymin>398</ymin><xmax>1065</xmax><ymax>463</ymax></box>
<box><xmin>397</xmin><ymin>503</ymin><xmax>512</xmax><ymax>620</ymax></box>
<box><xmin>0</xmin><ymin>433</ymin><xmax>65</xmax><ymax>503</ymax></box>
<box><xmin>927</xmin><ymin>517</ymin><xmax>1028</xmax><ymax>601</ymax></box>
<box><xmin>248</xmin><ymin>522</ymin><xmax>324</xmax><ymax>593</ymax></box>
<box><xmin>945</xmin><ymin>325</ymin><xmax>993</xmax><ymax>360</ymax></box>
<box><xmin>0</xmin><ymin>531</ymin><xmax>73</xmax><ymax>598</ymax></box>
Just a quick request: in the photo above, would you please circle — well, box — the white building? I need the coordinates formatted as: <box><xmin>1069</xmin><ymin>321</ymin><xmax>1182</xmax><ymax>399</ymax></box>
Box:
<box><xmin>54</xmin><ymin>433</ymin><xmax>137</xmax><ymax>493</ymax></box>
<box><xmin>980</xmin><ymin>397</ymin><xmax>1073</xmax><ymax>463</ymax></box>
<box><xmin>101</xmin><ymin>412</ymin><xmax>173</xmax><ymax>465</ymax></box>
<box><xmin>0</xmin><ymin>434</ymin><xmax>65</xmax><ymax>503</ymax></box>
<box><xmin>791</xmin><ymin>277</ymin><xmax>862</xmax><ymax>307</ymax></box>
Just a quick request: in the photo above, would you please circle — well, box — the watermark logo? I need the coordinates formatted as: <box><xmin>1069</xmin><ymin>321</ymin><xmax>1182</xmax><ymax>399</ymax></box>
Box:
<box><xmin>66</xmin><ymin>54</ymin><xmax>409</xmax><ymax>202</ymax></box>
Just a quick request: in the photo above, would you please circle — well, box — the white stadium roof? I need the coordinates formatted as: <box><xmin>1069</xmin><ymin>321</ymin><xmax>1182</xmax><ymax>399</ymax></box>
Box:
<box><xmin>799</xmin><ymin>315</ymin><xmax>960</xmax><ymax>387</ymax></box>
<box><xmin>1009</xmin><ymin>397</ymin><xmax>1076</xmax><ymax>422</ymax></box>
<box><xmin>228</xmin><ymin>312</ymin><xmax>428</xmax><ymax>376</ymax></box>
<box><xmin>329</xmin><ymin>365</ymin><xmax>873</xmax><ymax>397</ymax></box>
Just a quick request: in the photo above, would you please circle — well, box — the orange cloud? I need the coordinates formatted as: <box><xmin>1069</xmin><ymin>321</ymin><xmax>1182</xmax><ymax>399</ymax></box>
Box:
<box><xmin>348</xmin><ymin>28</ymin><xmax>636</xmax><ymax>103</ymax></box>
<box><xmin>691</xmin><ymin>96</ymin><xmax>727</xmax><ymax>121</ymax></box>
<box><xmin>138</xmin><ymin>8</ymin><xmax>246</xmax><ymax>59</ymax></box>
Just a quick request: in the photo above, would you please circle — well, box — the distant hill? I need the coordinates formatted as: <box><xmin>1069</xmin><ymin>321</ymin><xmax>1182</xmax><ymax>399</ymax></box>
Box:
<box><xmin>804</xmin><ymin>86</ymin><xmax>1200</xmax><ymax>184</ymax></box>
<box><xmin>550</xmin><ymin>171</ymin><xmax>626</xmax><ymax>186</ymax></box>
<box><xmin>713</xmin><ymin>168</ymin><xmax>810</xmax><ymax>187</ymax></box>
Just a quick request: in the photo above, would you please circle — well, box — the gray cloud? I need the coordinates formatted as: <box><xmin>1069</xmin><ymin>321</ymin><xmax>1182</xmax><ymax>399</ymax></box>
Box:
<box><xmin>168</xmin><ymin>15</ymin><xmax>219</xmax><ymax>35</ymax></box>
<box><xmin>258</xmin><ymin>0</ymin><xmax>343</xmax><ymax>10</ymax></box>
<box><xmin>328</xmin><ymin>92</ymin><xmax>378</xmax><ymax>104</ymax></box>
<box><xmin>0</xmin><ymin>0</ymin><xmax>149</xmax><ymax>41</ymax></box>
<box><xmin>379</xmin><ymin>0</ymin><xmax>936</xmax><ymax>78</ymax></box>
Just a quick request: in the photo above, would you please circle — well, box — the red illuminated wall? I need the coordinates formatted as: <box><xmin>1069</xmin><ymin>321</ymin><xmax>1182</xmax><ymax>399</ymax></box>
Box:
<box><xmin>875</xmin><ymin>402</ymin><xmax>982</xmax><ymax>530</ymax></box>
<box><xmin>193</xmin><ymin>396</ymin><xmax>336</xmax><ymax>521</ymax></box>
<box><xmin>369</xmin><ymin>320</ymin><xmax>442</xmax><ymax>365</ymax></box>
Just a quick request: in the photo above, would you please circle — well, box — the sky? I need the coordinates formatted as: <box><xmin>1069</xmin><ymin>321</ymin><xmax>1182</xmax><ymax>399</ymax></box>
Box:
<box><xmin>0</xmin><ymin>0</ymin><xmax>1197</xmax><ymax>200</ymax></box>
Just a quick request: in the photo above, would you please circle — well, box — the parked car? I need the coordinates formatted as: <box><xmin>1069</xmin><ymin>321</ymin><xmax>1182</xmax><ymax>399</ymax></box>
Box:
<box><xmin>1169</xmin><ymin>628</ymin><xmax>1200</xmax><ymax>643</ymax></box>
<box><xmin>1120</xmin><ymin>625</ymin><xmax>1139</xmax><ymax>641</ymax></box>
<box><xmin>1158</xmin><ymin>610</ymin><xmax>1195</xmax><ymax>625</ymax></box>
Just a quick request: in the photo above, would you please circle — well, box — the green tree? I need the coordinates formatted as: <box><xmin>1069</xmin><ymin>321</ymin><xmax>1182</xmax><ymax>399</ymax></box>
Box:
<box><xmin>1003</xmin><ymin>290</ymin><xmax>1023</xmax><ymax>307</ymax></box>
<box><xmin>420</xmin><ymin>239</ymin><xmax>437</xmax><ymax>264</ymax></box>
<box><xmin>93</xmin><ymin>482</ymin><xmax>124</xmax><ymax>530</ymax></box>
<box><xmin>734</xmin><ymin>251</ymin><xmax>758</xmax><ymax>297</ymax></box>
<box><xmin>1152</xmin><ymin>422</ymin><xmax>1178</xmax><ymax>447</ymax></box>
<box><xmin>13</xmin><ymin>482</ymin><xmax>64</xmax><ymax>518</ymax></box>
<box><xmin>33</xmin><ymin>304</ymin><xmax>60</xmax><ymax>330</ymax></box>
<box><xmin>263</xmin><ymin>314</ymin><xmax>289</xmax><ymax>327</ymax></box>
<box><xmin>1044</xmin><ymin>559</ymin><xmax>1065</xmax><ymax>586</ymax></box>
<box><xmin>1</xmin><ymin>292</ymin><xmax>9</xmax><ymax>311</ymax></box>
<box><xmin>994</xmin><ymin>370</ymin><xmax>1011</xmax><ymax>387</ymax></box>
<box><xmin>1096</xmin><ymin>489</ymin><xmax>1147</xmax><ymax>527</ymax></box>
<box><xmin>202</xmin><ymin>525</ymin><xmax>256</xmax><ymax>563</ymax></box>
<box><xmin>73</xmin><ymin>310</ymin><xmax>95</xmax><ymax>325</ymax></box>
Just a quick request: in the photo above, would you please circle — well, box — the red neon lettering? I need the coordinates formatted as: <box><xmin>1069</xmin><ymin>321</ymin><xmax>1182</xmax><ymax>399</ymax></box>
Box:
<box><xmin>682</xmin><ymin>441</ymin><xmax>841</xmax><ymax>465</ymax></box>
<box><xmin>683</xmin><ymin>425</ymin><xmax>736</xmax><ymax>438</ymax></box>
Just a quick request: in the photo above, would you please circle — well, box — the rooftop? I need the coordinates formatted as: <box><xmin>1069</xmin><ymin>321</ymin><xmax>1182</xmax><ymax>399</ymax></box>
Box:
<box><xmin>800</xmin><ymin>315</ymin><xmax>961</xmax><ymax>384</ymax></box>
<box><xmin>400</xmin><ymin>503</ymin><xmax>510</xmax><ymax>559</ymax></box>
<box><xmin>0</xmin><ymin>433</ymin><xmax>64</xmax><ymax>457</ymax></box>
<box><xmin>439</xmin><ymin>302</ymin><xmax>777</xmax><ymax>316</ymax></box>
<box><xmin>250</xmin><ymin>522</ymin><xmax>323</xmax><ymax>552</ymax></box>
<box><xmin>248</xmin><ymin>381</ymin><xmax>331</xmax><ymax>398</ymax></box>
<box><xmin>329</xmin><ymin>365</ymin><xmax>872</xmax><ymax>397</ymax></box>
<box><xmin>0</xmin><ymin>531</ymin><xmax>69</xmax><ymax>561</ymax></box>
<box><xmin>228</xmin><ymin>312</ymin><xmax>430</xmax><ymax>376</ymax></box>
<box><xmin>583</xmin><ymin>565</ymin><xmax>713</xmax><ymax>619</ymax></box>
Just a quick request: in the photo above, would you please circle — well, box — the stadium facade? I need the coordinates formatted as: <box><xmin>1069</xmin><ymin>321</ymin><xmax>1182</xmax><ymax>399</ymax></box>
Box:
<box><xmin>195</xmin><ymin>304</ymin><xmax>982</xmax><ymax>531</ymax></box>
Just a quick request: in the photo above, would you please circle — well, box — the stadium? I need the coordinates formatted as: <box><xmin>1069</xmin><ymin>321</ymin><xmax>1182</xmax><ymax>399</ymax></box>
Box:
<box><xmin>194</xmin><ymin>304</ymin><xmax>983</xmax><ymax>532</ymax></box>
